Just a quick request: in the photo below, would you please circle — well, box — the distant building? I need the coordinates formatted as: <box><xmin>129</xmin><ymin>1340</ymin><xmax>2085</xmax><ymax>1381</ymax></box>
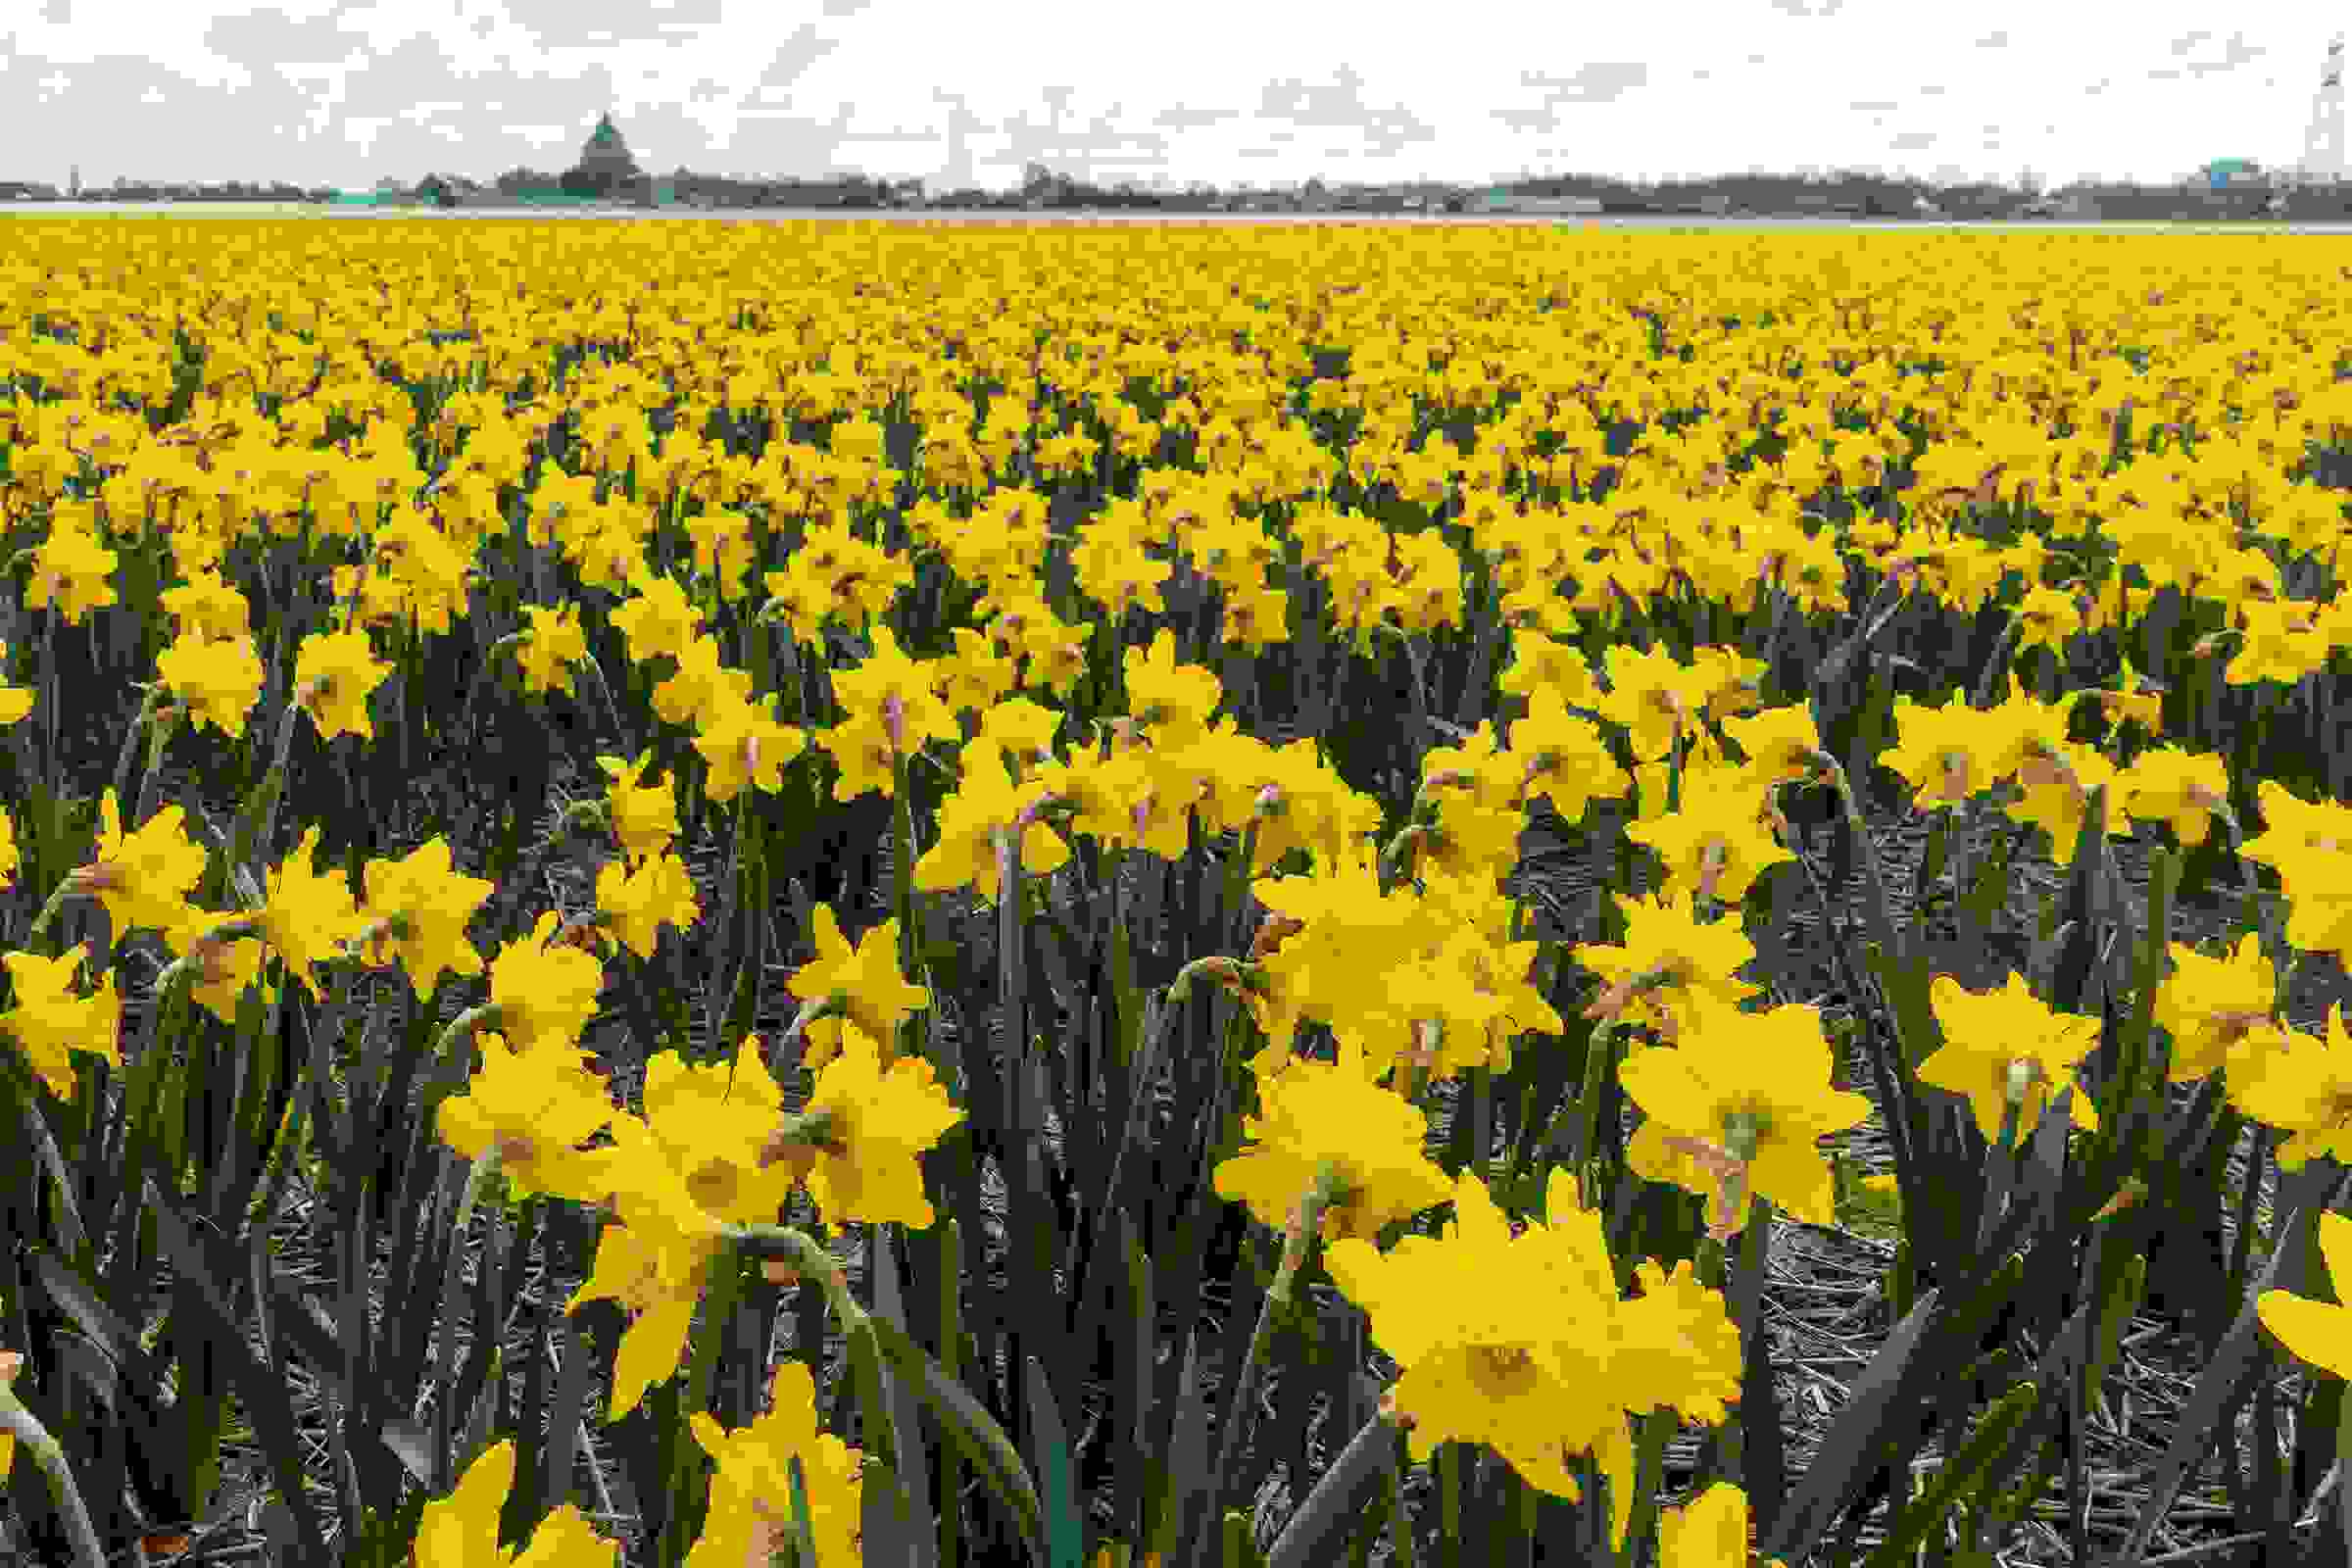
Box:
<box><xmin>2200</xmin><ymin>157</ymin><xmax>2265</xmax><ymax>190</ymax></box>
<box><xmin>573</xmin><ymin>112</ymin><xmax>644</xmax><ymax>195</ymax></box>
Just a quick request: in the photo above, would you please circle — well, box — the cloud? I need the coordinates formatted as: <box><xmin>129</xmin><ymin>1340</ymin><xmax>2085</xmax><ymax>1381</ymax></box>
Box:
<box><xmin>0</xmin><ymin>0</ymin><xmax>2336</xmax><ymax>190</ymax></box>
<box><xmin>2148</xmin><ymin>29</ymin><xmax>2268</xmax><ymax>80</ymax></box>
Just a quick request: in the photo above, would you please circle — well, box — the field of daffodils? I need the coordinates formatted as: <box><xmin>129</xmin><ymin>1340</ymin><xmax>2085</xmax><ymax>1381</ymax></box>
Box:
<box><xmin>1</xmin><ymin>217</ymin><xmax>2351</xmax><ymax>1568</ymax></box>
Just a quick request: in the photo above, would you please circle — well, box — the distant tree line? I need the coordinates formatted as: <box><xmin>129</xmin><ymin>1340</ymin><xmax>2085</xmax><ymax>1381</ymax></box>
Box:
<box><xmin>0</xmin><ymin>177</ymin><xmax>338</xmax><ymax>202</ymax></box>
<box><xmin>4</xmin><ymin>163</ymin><xmax>2348</xmax><ymax>220</ymax></box>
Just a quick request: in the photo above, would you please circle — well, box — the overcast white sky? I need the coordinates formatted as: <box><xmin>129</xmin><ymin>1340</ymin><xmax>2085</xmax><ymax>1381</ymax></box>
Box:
<box><xmin>2</xmin><ymin>0</ymin><xmax>2345</xmax><ymax>192</ymax></box>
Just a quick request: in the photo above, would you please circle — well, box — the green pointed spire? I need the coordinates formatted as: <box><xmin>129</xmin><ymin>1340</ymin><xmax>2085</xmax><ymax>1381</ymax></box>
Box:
<box><xmin>575</xmin><ymin>113</ymin><xmax>642</xmax><ymax>185</ymax></box>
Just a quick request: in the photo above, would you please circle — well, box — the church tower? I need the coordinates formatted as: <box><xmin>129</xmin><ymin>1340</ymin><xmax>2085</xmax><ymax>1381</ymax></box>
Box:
<box><xmin>573</xmin><ymin>113</ymin><xmax>643</xmax><ymax>193</ymax></box>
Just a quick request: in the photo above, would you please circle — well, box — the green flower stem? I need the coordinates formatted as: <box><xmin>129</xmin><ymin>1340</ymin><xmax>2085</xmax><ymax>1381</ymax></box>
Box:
<box><xmin>39</xmin><ymin>601</ymin><xmax>56</xmax><ymax>809</ymax></box>
<box><xmin>1970</xmin><ymin>617</ymin><xmax>2023</xmax><ymax>710</ymax></box>
<box><xmin>454</xmin><ymin>629</ymin><xmax>529</xmax><ymax>747</ymax></box>
<box><xmin>2211</xmin><ymin>804</ymin><xmax>2288</xmax><ymax>995</ymax></box>
<box><xmin>1696</xmin><ymin>1233</ymin><xmax>1728</xmax><ymax>1293</ymax></box>
<box><xmin>2338</xmin><ymin>1375</ymin><xmax>2352</xmax><ymax>1564</ymax></box>
<box><xmin>573</xmin><ymin>648</ymin><xmax>634</xmax><ymax>759</ymax></box>
<box><xmin>667</xmin><ymin>1247</ymin><xmax>745</xmax><ymax>1568</ymax></box>
<box><xmin>1055</xmin><ymin>989</ymin><xmax>1183</xmax><ymax>1299</ymax></box>
<box><xmin>1506</xmin><ymin>1089</ymin><xmax>1577</xmax><ymax>1205</ymax></box>
<box><xmin>1398</xmin><ymin>624</ymin><xmax>1437</xmax><ymax>768</ymax></box>
<box><xmin>1807</xmin><ymin>750</ymin><xmax>1903</xmax><ymax>965</ymax></box>
<box><xmin>703</xmin><ymin>784</ymin><xmax>753</xmax><ymax>1041</ymax></box>
<box><xmin>1439</xmin><ymin>1441</ymin><xmax>1461</xmax><ymax>1568</ymax></box>
<box><xmin>784</xmin><ymin>1452</ymin><xmax>820</xmax><ymax>1568</ymax></box>
<box><xmin>1220</xmin><ymin>1510</ymin><xmax>1251</xmax><ymax>1568</ymax></box>
<box><xmin>1506</xmin><ymin>1463</ymin><xmax>1538</xmax><ymax>1568</ymax></box>
<box><xmin>1166</xmin><ymin>956</ymin><xmax>1267</xmax><ymax>1006</ymax></box>
<box><xmin>1946</xmin><ymin>800</ymin><xmax>1977</xmax><ymax>948</ymax></box>
<box><xmin>1263</xmin><ymin>1396</ymin><xmax>1410</xmax><ymax>1568</ymax></box>
<box><xmin>1719</xmin><ymin>1196</ymin><xmax>1774</xmax><ymax>1491</ymax></box>
<box><xmin>1223</xmin><ymin>817</ymin><xmax>1259</xmax><ymax>953</ymax></box>
<box><xmin>452</xmin><ymin>1138</ymin><xmax>504</xmax><ymax>1239</ymax></box>
<box><xmin>1469</xmin><ymin>1062</ymin><xmax>1493</xmax><ymax>1184</ymax></box>
<box><xmin>1401</xmin><ymin>1018</ymin><xmax>1443</xmax><ymax>1106</ymax></box>
<box><xmin>719</xmin><ymin>1223</ymin><xmax>865</xmax><ymax>1331</ymax></box>
<box><xmin>431</xmin><ymin>1004</ymin><xmax>504</xmax><ymax>1089</ymax></box>
<box><xmin>107</xmin><ymin>682</ymin><xmax>161</xmax><ymax>819</ymax></box>
<box><xmin>1618</xmin><ymin>1407</ymin><xmax>1679</xmax><ymax>1568</ymax></box>
<box><xmin>719</xmin><ymin>1221</ymin><xmax>916</xmax><ymax>1494</ymax></box>
<box><xmin>1576</xmin><ymin>1020</ymin><xmax>1623</xmax><ymax>1211</ymax></box>
<box><xmin>143</xmin><ymin>945</ymin><xmax>198</xmax><ymax>1086</ymax></box>
<box><xmin>15</xmin><ymin>1076</ymin><xmax>86</xmax><ymax>1256</ymax></box>
<box><xmin>24</xmin><ymin>875</ymin><xmax>77</xmax><ymax>948</ymax></box>
<box><xmin>130</xmin><ymin>699</ymin><xmax>176</xmax><ymax>845</ymax></box>
<box><xmin>892</xmin><ymin>744</ymin><xmax>921</xmax><ymax>1063</ymax></box>
<box><xmin>2098</xmin><ymin>846</ymin><xmax>2177</xmax><ymax>1168</ymax></box>
<box><xmin>773</xmin><ymin>992</ymin><xmax>849</xmax><ymax>1067</ymax></box>
<box><xmin>1667</xmin><ymin>715</ymin><xmax>1684</xmax><ymax>814</ymax></box>
<box><xmin>937</xmin><ymin>1217</ymin><xmax>963</xmax><ymax>1568</ymax></box>
<box><xmin>1378</xmin><ymin>822</ymin><xmax>1430</xmax><ymax>892</ymax></box>
<box><xmin>251</xmin><ymin>673</ymin><xmax>317</xmax><ymax>870</ymax></box>
<box><xmin>0</xmin><ymin>1372</ymin><xmax>108</xmax><ymax>1568</ymax></box>
<box><xmin>1385</xmin><ymin>1423</ymin><xmax>1416</xmax><ymax>1567</ymax></box>
<box><xmin>1191</xmin><ymin>1159</ymin><xmax>1348</xmax><ymax>1568</ymax></box>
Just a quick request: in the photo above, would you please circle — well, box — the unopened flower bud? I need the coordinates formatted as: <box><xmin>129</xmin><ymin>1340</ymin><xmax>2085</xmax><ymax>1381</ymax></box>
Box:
<box><xmin>1720</xmin><ymin>1111</ymin><xmax>1764</xmax><ymax>1165</ymax></box>
<box><xmin>1694</xmin><ymin>840</ymin><xmax>1731</xmax><ymax>905</ymax></box>
<box><xmin>2088</xmin><ymin>1179</ymin><xmax>2147</xmax><ymax>1224</ymax></box>
<box><xmin>2005</xmin><ymin>1056</ymin><xmax>2044</xmax><ymax>1107</ymax></box>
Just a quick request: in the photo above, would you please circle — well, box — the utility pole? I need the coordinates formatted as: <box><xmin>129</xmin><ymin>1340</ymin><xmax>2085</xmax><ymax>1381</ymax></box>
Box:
<box><xmin>933</xmin><ymin>89</ymin><xmax>974</xmax><ymax>194</ymax></box>
<box><xmin>2300</xmin><ymin>32</ymin><xmax>2348</xmax><ymax>185</ymax></box>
